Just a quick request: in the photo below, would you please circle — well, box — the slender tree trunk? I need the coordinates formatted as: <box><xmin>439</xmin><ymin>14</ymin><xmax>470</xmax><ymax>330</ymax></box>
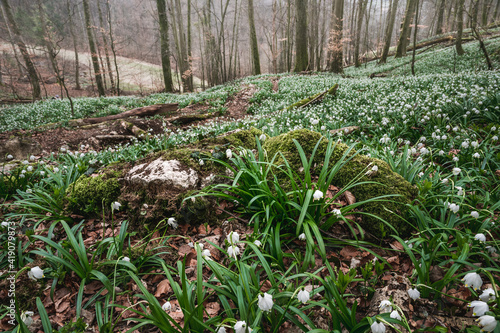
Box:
<box><xmin>456</xmin><ymin>0</ymin><xmax>465</xmax><ymax>55</ymax></box>
<box><xmin>294</xmin><ymin>0</ymin><xmax>308</xmax><ymax>71</ymax></box>
<box><xmin>156</xmin><ymin>0</ymin><xmax>173</xmax><ymax>92</ymax></box>
<box><xmin>187</xmin><ymin>0</ymin><xmax>193</xmax><ymax>90</ymax></box>
<box><xmin>436</xmin><ymin>0</ymin><xmax>446</xmax><ymax>34</ymax></box>
<box><xmin>96</xmin><ymin>0</ymin><xmax>115</xmax><ymax>94</ymax></box>
<box><xmin>328</xmin><ymin>0</ymin><xmax>344</xmax><ymax>73</ymax></box>
<box><xmin>1</xmin><ymin>0</ymin><xmax>41</xmax><ymax>99</ymax></box>
<box><xmin>380</xmin><ymin>0</ymin><xmax>399</xmax><ymax>63</ymax></box>
<box><xmin>481</xmin><ymin>0</ymin><xmax>490</xmax><ymax>26</ymax></box>
<box><xmin>37</xmin><ymin>0</ymin><xmax>74</xmax><ymax>115</ymax></box>
<box><xmin>174</xmin><ymin>0</ymin><xmax>190</xmax><ymax>92</ymax></box>
<box><xmin>411</xmin><ymin>0</ymin><xmax>420</xmax><ymax>75</ymax></box>
<box><xmin>66</xmin><ymin>0</ymin><xmax>81</xmax><ymax>90</ymax></box>
<box><xmin>395</xmin><ymin>0</ymin><xmax>416</xmax><ymax>57</ymax></box>
<box><xmin>106</xmin><ymin>0</ymin><xmax>120</xmax><ymax>95</ymax></box>
<box><xmin>82</xmin><ymin>0</ymin><xmax>105</xmax><ymax>96</ymax></box>
<box><xmin>0</xmin><ymin>3</ymin><xmax>24</xmax><ymax>76</ymax></box>
<box><xmin>494</xmin><ymin>0</ymin><xmax>500</xmax><ymax>21</ymax></box>
<box><xmin>228</xmin><ymin>0</ymin><xmax>239</xmax><ymax>79</ymax></box>
<box><xmin>247</xmin><ymin>0</ymin><xmax>261</xmax><ymax>75</ymax></box>
<box><xmin>354</xmin><ymin>0</ymin><xmax>367</xmax><ymax>67</ymax></box>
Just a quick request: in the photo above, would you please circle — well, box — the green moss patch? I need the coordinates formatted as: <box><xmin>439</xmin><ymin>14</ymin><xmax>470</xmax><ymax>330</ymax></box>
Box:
<box><xmin>263</xmin><ymin>129</ymin><xmax>417</xmax><ymax>238</ymax></box>
<box><xmin>66</xmin><ymin>170</ymin><xmax>122</xmax><ymax>214</ymax></box>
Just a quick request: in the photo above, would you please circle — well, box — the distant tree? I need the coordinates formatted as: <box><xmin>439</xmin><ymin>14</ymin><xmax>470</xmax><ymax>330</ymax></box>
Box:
<box><xmin>456</xmin><ymin>0</ymin><xmax>465</xmax><ymax>55</ymax></box>
<box><xmin>327</xmin><ymin>0</ymin><xmax>344</xmax><ymax>73</ymax></box>
<box><xmin>354</xmin><ymin>0</ymin><xmax>368</xmax><ymax>67</ymax></box>
<box><xmin>156</xmin><ymin>0</ymin><xmax>173</xmax><ymax>92</ymax></box>
<box><xmin>380</xmin><ymin>0</ymin><xmax>399</xmax><ymax>63</ymax></box>
<box><xmin>106</xmin><ymin>0</ymin><xmax>120</xmax><ymax>95</ymax></box>
<box><xmin>248</xmin><ymin>0</ymin><xmax>261</xmax><ymax>75</ymax></box>
<box><xmin>294</xmin><ymin>0</ymin><xmax>308</xmax><ymax>72</ymax></box>
<box><xmin>66</xmin><ymin>0</ymin><xmax>81</xmax><ymax>90</ymax></box>
<box><xmin>411</xmin><ymin>0</ymin><xmax>420</xmax><ymax>75</ymax></box>
<box><xmin>435</xmin><ymin>0</ymin><xmax>446</xmax><ymax>35</ymax></box>
<box><xmin>395</xmin><ymin>0</ymin><xmax>416</xmax><ymax>58</ymax></box>
<box><xmin>37</xmin><ymin>0</ymin><xmax>74</xmax><ymax>115</ymax></box>
<box><xmin>82</xmin><ymin>0</ymin><xmax>105</xmax><ymax>96</ymax></box>
<box><xmin>96</xmin><ymin>0</ymin><xmax>115</xmax><ymax>94</ymax></box>
<box><xmin>0</xmin><ymin>0</ymin><xmax>41</xmax><ymax>99</ymax></box>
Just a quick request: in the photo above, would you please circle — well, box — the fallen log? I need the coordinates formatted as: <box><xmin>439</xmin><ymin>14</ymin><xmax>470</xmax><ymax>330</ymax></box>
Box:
<box><xmin>70</xmin><ymin>103</ymin><xmax>178</xmax><ymax>126</ymax></box>
<box><xmin>284</xmin><ymin>84</ymin><xmax>339</xmax><ymax>111</ymax></box>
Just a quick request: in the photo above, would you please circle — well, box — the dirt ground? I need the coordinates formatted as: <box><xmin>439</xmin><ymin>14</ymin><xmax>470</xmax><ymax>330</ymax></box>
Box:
<box><xmin>0</xmin><ymin>85</ymin><xmax>258</xmax><ymax>156</ymax></box>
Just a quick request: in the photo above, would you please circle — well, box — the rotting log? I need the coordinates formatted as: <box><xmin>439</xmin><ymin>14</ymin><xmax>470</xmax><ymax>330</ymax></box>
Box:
<box><xmin>120</xmin><ymin>120</ymin><xmax>147</xmax><ymax>137</ymax></box>
<box><xmin>284</xmin><ymin>84</ymin><xmax>339</xmax><ymax>111</ymax></box>
<box><xmin>69</xmin><ymin>103</ymin><xmax>178</xmax><ymax>126</ymax></box>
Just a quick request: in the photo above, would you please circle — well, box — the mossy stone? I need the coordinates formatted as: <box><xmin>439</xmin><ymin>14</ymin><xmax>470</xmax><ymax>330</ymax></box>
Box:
<box><xmin>263</xmin><ymin>129</ymin><xmax>417</xmax><ymax>238</ymax></box>
<box><xmin>67</xmin><ymin>170</ymin><xmax>122</xmax><ymax>214</ymax></box>
<box><xmin>218</xmin><ymin>127</ymin><xmax>265</xmax><ymax>150</ymax></box>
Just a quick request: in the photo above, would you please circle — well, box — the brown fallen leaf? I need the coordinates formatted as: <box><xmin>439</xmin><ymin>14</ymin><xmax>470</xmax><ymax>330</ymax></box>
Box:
<box><xmin>344</xmin><ymin>191</ymin><xmax>356</xmax><ymax>205</ymax></box>
<box><xmin>155</xmin><ymin>279</ymin><xmax>173</xmax><ymax>297</ymax></box>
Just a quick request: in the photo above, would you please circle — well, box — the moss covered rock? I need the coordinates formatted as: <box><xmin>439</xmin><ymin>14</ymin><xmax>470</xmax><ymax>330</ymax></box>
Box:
<box><xmin>66</xmin><ymin>170</ymin><xmax>122</xmax><ymax>214</ymax></box>
<box><xmin>263</xmin><ymin>129</ymin><xmax>417</xmax><ymax>238</ymax></box>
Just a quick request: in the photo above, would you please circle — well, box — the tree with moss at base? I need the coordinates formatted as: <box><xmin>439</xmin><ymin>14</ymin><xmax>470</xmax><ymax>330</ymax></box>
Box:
<box><xmin>395</xmin><ymin>0</ymin><xmax>416</xmax><ymax>58</ymax></box>
<box><xmin>294</xmin><ymin>0</ymin><xmax>308</xmax><ymax>72</ymax></box>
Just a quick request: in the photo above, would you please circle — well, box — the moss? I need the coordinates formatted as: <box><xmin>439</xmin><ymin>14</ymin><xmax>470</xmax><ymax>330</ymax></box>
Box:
<box><xmin>67</xmin><ymin>170</ymin><xmax>122</xmax><ymax>214</ymax></box>
<box><xmin>222</xmin><ymin>127</ymin><xmax>265</xmax><ymax>149</ymax></box>
<box><xmin>176</xmin><ymin>190</ymin><xmax>218</xmax><ymax>226</ymax></box>
<box><xmin>331</xmin><ymin>155</ymin><xmax>417</xmax><ymax>238</ymax></box>
<box><xmin>263</xmin><ymin>129</ymin><xmax>349</xmax><ymax>175</ymax></box>
<box><xmin>263</xmin><ymin>129</ymin><xmax>417</xmax><ymax>238</ymax></box>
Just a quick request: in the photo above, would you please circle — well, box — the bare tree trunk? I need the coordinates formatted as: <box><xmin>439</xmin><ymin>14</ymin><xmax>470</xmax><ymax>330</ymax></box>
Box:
<box><xmin>37</xmin><ymin>0</ymin><xmax>74</xmax><ymax>115</ymax></box>
<box><xmin>294</xmin><ymin>0</ymin><xmax>308</xmax><ymax>71</ymax></box>
<box><xmin>395</xmin><ymin>0</ymin><xmax>417</xmax><ymax>57</ymax></box>
<box><xmin>0</xmin><ymin>3</ymin><xmax>24</xmax><ymax>76</ymax></box>
<box><xmin>1</xmin><ymin>0</ymin><xmax>41</xmax><ymax>99</ymax></box>
<box><xmin>436</xmin><ymin>0</ymin><xmax>446</xmax><ymax>34</ymax></box>
<box><xmin>66</xmin><ymin>0</ymin><xmax>81</xmax><ymax>90</ymax></box>
<box><xmin>156</xmin><ymin>0</ymin><xmax>173</xmax><ymax>92</ymax></box>
<box><xmin>173</xmin><ymin>0</ymin><xmax>191</xmax><ymax>92</ymax></box>
<box><xmin>187</xmin><ymin>0</ymin><xmax>193</xmax><ymax>90</ymax></box>
<box><xmin>380</xmin><ymin>0</ymin><xmax>399</xmax><ymax>63</ymax></box>
<box><xmin>354</xmin><ymin>0</ymin><xmax>367</xmax><ymax>67</ymax></box>
<box><xmin>494</xmin><ymin>0</ymin><xmax>500</xmax><ymax>21</ymax></box>
<box><xmin>96</xmin><ymin>0</ymin><xmax>115</xmax><ymax>94</ymax></box>
<box><xmin>411</xmin><ymin>0</ymin><xmax>420</xmax><ymax>75</ymax></box>
<box><xmin>82</xmin><ymin>0</ymin><xmax>105</xmax><ymax>96</ymax></box>
<box><xmin>328</xmin><ymin>0</ymin><xmax>344</xmax><ymax>73</ymax></box>
<box><xmin>106</xmin><ymin>0</ymin><xmax>120</xmax><ymax>95</ymax></box>
<box><xmin>247</xmin><ymin>0</ymin><xmax>261</xmax><ymax>75</ymax></box>
<box><xmin>456</xmin><ymin>0</ymin><xmax>465</xmax><ymax>55</ymax></box>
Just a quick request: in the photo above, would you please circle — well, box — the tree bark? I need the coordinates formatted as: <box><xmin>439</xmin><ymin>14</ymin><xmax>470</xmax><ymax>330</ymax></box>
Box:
<box><xmin>411</xmin><ymin>0</ymin><xmax>420</xmax><ymax>75</ymax></box>
<box><xmin>37</xmin><ymin>0</ymin><xmax>75</xmax><ymax>115</ymax></box>
<box><xmin>395</xmin><ymin>0</ymin><xmax>416</xmax><ymax>57</ymax></box>
<box><xmin>328</xmin><ymin>0</ymin><xmax>344</xmax><ymax>73</ymax></box>
<box><xmin>1</xmin><ymin>0</ymin><xmax>41</xmax><ymax>99</ymax></box>
<box><xmin>435</xmin><ymin>0</ymin><xmax>446</xmax><ymax>34</ymax></box>
<box><xmin>248</xmin><ymin>0</ymin><xmax>261</xmax><ymax>75</ymax></box>
<box><xmin>96</xmin><ymin>0</ymin><xmax>115</xmax><ymax>94</ymax></box>
<box><xmin>380</xmin><ymin>0</ymin><xmax>399</xmax><ymax>63</ymax></box>
<box><xmin>456</xmin><ymin>0</ymin><xmax>465</xmax><ymax>55</ymax></box>
<box><xmin>82</xmin><ymin>0</ymin><xmax>105</xmax><ymax>96</ymax></box>
<box><xmin>156</xmin><ymin>0</ymin><xmax>173</xmax><ymax>92</ymax></box>
<box><xmin>294</xmin><ymin>0</ymin><xmax>308</xmax><ymax>71</ymax></box>
<box><xmin>106</xmin><ymin>0</ymin><xmax>120</xmax><ymax>95</ymax></box>
<box><xmin>66</xmin><ymin>0</ymin><xmax>81</xmax><ymax>90</ymax></box>
<box><xmin>354</xmin><ymin>0</ymin><xmax>367</xmax><ymax>67</ymax></box>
